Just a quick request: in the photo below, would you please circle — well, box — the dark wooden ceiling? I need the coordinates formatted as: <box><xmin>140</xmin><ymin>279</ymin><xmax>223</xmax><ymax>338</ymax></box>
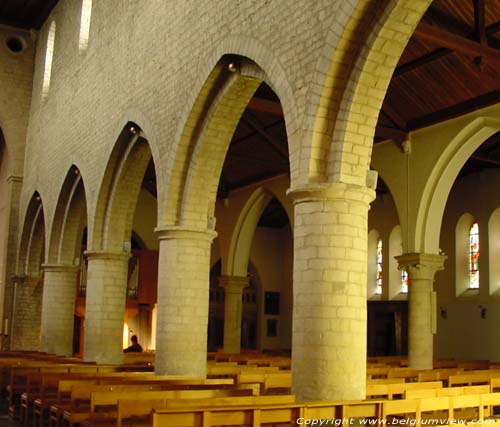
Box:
<box><xmin>0</xmin><ymin>0</ymin><xmax>59</xmax><ymax>30</ymax></box>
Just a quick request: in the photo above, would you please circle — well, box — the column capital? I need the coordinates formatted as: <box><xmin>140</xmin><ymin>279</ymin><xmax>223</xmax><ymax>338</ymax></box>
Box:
<box><xmin>155</xmin><ymin>226</ymin><xmax>217</xmax><ymax>242</ymax></box>
<box><xmin>218</xmin><ymin>275</ymin><xmax>248</xmax><ymax>292</ymax></box>
<box><xmin>396</xmin><ymin>252</ymin><xmax>447</xmax><ymax>279</ymax></box>
<box><xmin>83</xmin><ymin>250</ymin><xmax>131</xmax><ymax>261</ymax></box>
<box><xmin>41</xmin><ymin>264</ymin><xmax>80</xmax><ymax>273</ymax></box>
<box><xmin>287</xmin><ymin>182</ymin><xmax>375</xmax><ymax>206</ymax></box>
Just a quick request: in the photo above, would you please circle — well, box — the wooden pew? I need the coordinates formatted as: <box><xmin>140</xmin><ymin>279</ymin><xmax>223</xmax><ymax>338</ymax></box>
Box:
<box><xmin>236</xmin><ymin>371</ymin><xmax>291</xmax><ymax>394</ymax></box>
<box><xmin>112</xmin><ymin>394</ymin><xmax>296</xmax><ymax>427</ymax></box>
<box><xmin>366</xmin><ymin>380</ymin><xmax>443</xmax><ymax>400</ymax></box>
<box><xmin>68</xmin><ymin>388</ymin><xmax>256</xmax><ymax>427</ymax></box>
<box><xmin>50</xmin><ymin>376</ymin><xmax>240</xmax><ymax>427</ymax></box>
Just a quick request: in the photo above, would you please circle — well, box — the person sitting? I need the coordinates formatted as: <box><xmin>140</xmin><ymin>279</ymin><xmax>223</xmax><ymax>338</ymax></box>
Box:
<box><xmin>124</xmin><ymin>334</ymin><xmax>143</xmax><ymax>352</ymax></box>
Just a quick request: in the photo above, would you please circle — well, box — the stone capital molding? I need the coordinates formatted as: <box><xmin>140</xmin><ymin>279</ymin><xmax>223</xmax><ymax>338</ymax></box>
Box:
<box><xmin>83</xmin><ymin>251</ymin><xmax>131</xmax><ymax>262</ymax></box>
<box><xmin>155</xmin><ymin>226</ymin><xmax>217</xmax><ymax>242</ymax></box>
<box><xmin>287</xmin><ymin>182</ymin><xmax>375</xmax><ymax>206</ymax></box>
<box><xmin>396</xmin><ymin>252</ymin><xmax>447</xmax><ymax>279</ymax></box>
<box><xmin>218</xmin><ymin>275</ymin><xmax>249</xmax><ymax>292</ymax></box>
<box><xmin>41</xmin><ymin>264</ymin><xmax>80</xmax><ymax>273</ymax></box>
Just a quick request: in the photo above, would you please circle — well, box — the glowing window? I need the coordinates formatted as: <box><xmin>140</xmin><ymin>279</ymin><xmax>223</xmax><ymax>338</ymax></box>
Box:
<box><xmin>376</xmin><ymin>238</ymin><xmax>382</xmax><ymax>295</ymax></box>
<box><xmin>42</xmin><ymin>21</ymin><xmax>56</xmax><ymax>99</ymax></box>
<box><xmin>469</xmin><ymin>222</ymin><xmax>480</xmax><ymax>289</ymax></box>
<box><xmin>79</xmin><ymin>0</ymin><xmax>93</xmax><ymax>51</ymax></box>
<box><xmin>401</xmin><ymin>270</ymin><xmax>408</xmax><ymax>294</ymax></box>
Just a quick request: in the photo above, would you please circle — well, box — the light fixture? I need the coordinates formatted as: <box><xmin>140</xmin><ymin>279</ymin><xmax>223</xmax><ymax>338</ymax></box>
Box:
<box><xmin>227</xmin><ymin>62</ymin><xmax>238</xmax><ymax>73</ymax></box>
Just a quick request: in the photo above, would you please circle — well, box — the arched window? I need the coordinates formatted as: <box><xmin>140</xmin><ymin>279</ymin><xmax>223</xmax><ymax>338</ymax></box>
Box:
<box><xmin>376</xmin><ymin>238</ymin><xmax>383</xmax><ymax>295</ymax></box>
<box><xmin>42</xmin><ymin>21</ymin><xmax>56</xmax><ymax>99</ymax></box>
<box><xmin>79</xmin><ymin>0</ymin><xmax>93</xmax><ymax>51</ymax></box>
<box><xmin>367</xmin><ymin>230</ymin><xmax>381</xmax><ymax>298</ymax></box>
<box><xmin>455</xmin><ymin>213</ymin><xmax>478</xmax><ymax>296</ymax></box>
<box><xmin>469</xmin><ymin>221</ymin><xmax>480</xmax><ymax>289</ymax></box>
<box><xmin>401</xmin><ymin>270</ymin><xmax>408</xmax><ymax>294</ymax></box>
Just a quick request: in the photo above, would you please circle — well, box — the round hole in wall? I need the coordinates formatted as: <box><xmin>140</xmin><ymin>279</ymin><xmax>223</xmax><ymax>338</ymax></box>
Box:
<box><xmin>5</xmin><ymin>36</ymin><xmax>26</xmax><ymax>54</ymax></box>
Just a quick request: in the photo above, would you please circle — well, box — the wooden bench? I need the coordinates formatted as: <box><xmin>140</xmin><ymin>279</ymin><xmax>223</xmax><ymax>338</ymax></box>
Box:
<box><xmin>111</xmin><ymin>393</ymin><xmax>296</xmax><ymax>427</ymax></box>
<box><xmin>69</xmin><ymin>388</ymin><xmax>256</xmax><ymax>427</ymax></box>
<box><xmin>366</xmin><ymin>380</ymin><xmax>443</xmax><ymax>400</ymax></box>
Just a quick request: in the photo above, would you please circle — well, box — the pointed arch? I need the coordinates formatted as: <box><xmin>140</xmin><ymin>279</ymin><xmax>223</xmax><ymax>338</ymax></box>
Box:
<box><xmin>164</xmin><ymin>51</ymin><xmax>295</xmax><ymax>228</ymax></box>
<box><xmin>13</xmin><ymin>192</ymin><xmax>46</xmax><ymax>350</ymax></box>
<box><xmin>18</xmin><ymin>192</ymin><xmax>46</xmax><ymax>276</ymax></box>
<box><xmin>48</xmin><ymin>165</ymin><xmax>87</xmax><ymax>264</ymax></box>
<box><xmin>303</xmin><ymin>0</ymin><xmax>431</xmax><ymax>185</ymax></box>
<box><xmin>91</xmin><ymin>122</ymin><xmax>156</xmax><ymax>251</ymax></box>
<box><xmin>416</xmin><ymin>117</ymin><xmax>500</xmax><ymax>253</ymax></box>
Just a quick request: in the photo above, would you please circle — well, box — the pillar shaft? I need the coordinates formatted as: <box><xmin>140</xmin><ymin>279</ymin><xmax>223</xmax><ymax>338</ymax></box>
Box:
<box><xmin>220</xmin><ymin>275</ymin><xmax>248</xmax><ymax>354</ymax></box>
<box><xmin>397</xmin><ymin>253</ymin><xmax>446</xmax><ymax>369</ymax></box>
<box><xmin>155</xmin><ymin>227</ymin><xmax>216</xmax><ymax>376</ymax></box>
<box><xmin>289</xmin><ymin>183</ymin><xmax>374</xmax><ymax>401</ymax></box>
<box><xmin>40</xmin><ymin>264</ymin><xmax>79</xmax><ymax>356</ymax></box>
<box><xmin>83</xmin><ymin>251</ymin><xmax>130</xmax><ymax>364</ymax></box>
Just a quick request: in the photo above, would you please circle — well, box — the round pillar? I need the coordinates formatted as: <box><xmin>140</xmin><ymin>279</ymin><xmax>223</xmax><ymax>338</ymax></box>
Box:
<box><xmin>288</xmin><ymin>183</ymin><xmax>374</xmax><ymax>401</ymax></box>
<box><xmin>83</xmin><ymin>251</ymin><xmax>130</xmax><ymax>364</ymax></box>
<box><xmin>155</xmin><ymin>226</ymin><xmax>216</xmax><ymax>376</ymax></box>
<box><xmin>220</xmin><ymin>275</ymin><xmax>248</xmax><ymax>354</ymax></box>
<box><xmin>40</xmin><ymin>264</ymin><xmax>79</xmax><ymax>356</ymax></box>
<box><xmin>396</xmin><ymin>253</ymin><xmax>446</xmax><ymax>369</ymax></box>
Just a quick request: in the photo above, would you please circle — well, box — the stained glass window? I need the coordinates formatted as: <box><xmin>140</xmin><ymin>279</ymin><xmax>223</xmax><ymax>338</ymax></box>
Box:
<box><xmin>469</xmin><ymin>221</ymin><xmax>480</xmax><ymax>289</ymax></box>
<box><xmin>401</xmin><ymin>270</ymin><xmax>408</xmax><ymax>293</ymax></box>
<box><xmin>376</xmin><ymin>238</ymin><xmax>382</xmax><ymax>295</ymax></box>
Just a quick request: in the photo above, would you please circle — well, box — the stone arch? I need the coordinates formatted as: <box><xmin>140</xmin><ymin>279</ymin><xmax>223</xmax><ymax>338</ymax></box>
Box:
<box><xmin>48</xmin><ymin>165</ymin><xmax>87</xmax><ymax>265</ymax></box>
<box><xmin>304</xmin><ymin>0</ymin><xmax>431</xmax><ymax>185</ymax></box>
<box><xmin>164</xmin><ymin>43</ymin><xmax>298</xmax><ymax>226</ymax></box>
<box><xmin>12</xmin><ymin>192</ymin><xmax>45</xmax><ymax>350</ymax></box>
<box><xmin>226</xmin><ymin>187</ymin><xmax>292</xmax><ymax>277</ymax></box>
<box><xmin>91</xmin><ymin>122</ymin><xmax>157</xmax><ymax>252</ymax></box>
<box><xmin>415</xmin><ymin>117</ymin><xmax>500</xmax><ymax>254</ymax></box>
<box><xmin>488</xmin><ymin>207</ymin><xmax>500</xmax><ymax>295</ymax></box>
<box><xmin>18</xmin><ymin>192</ymin><xmax>46</xmax><ymax>277</ymax></box>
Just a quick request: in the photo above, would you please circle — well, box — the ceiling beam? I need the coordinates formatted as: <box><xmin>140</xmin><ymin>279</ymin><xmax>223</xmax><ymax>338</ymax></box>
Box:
<box><xmin>407</xmin><ymin>88</ymin><xmax>500</xmax><ymax>130</ymax></box>
<box><xmin>247</xmin><ymin>98</ymin><xmax>283</xmax><ymax>116</ymax></box>
<box><xmin>413</xmin><ymin>22</ymin><xmax>500</xmax><ymax>64</ymax></box>
<box><xmin>242</xmin><ymin>112</ymin><xmax>289</xmax><ymax>160</ymax></box>
<box><xmin>395</xmin><ymin>21</ymin><xmax>500</xmax><ymax>77</ymax></box>
<box><xmin>474</xmin><ymin>0</ymin><xmax>487</xmax><ymax>45</ymax></box>
<box><xmin>471</xmin><ymin>155</ymin><xmax>500</xmax><ymax>167</ymax></box>
<box><xmin>375</xmin><ymin>126</ymin><xmax>408</xmax><ymax>143</ymax></box>
<box><xmin>380</xmin><ymin>104</ymin><xmax>407</xmax><ymax>130</ymax></box>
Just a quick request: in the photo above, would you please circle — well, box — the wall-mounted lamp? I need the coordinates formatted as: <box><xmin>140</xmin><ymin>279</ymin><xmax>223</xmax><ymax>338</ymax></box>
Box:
<box><xmin>439</xmin><ymin>306</ymin><xmax>447</xmax><ymax>319</ymax></box>
<box><xmin>227</xmin><ymin>62</ymin><xmax>239</xmax><ymax>73</ymax></box>
<box><xmin>478</xmin><ymin>305</ymin><xmax>487</xmax><ymax>319</ymax></box>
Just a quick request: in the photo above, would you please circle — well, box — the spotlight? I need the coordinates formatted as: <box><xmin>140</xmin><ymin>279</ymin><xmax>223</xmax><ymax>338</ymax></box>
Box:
<box><xmin>227</xmin><ymin>62</ymin><xmax>238</xmax><ymax>73</ymax></box>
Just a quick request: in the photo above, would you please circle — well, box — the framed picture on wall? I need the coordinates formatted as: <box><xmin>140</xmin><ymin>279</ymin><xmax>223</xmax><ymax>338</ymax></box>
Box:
<box><xmin>264</xmin><ymin>291</ymin><xmax>280</xmax><ymax>315</ymax></box>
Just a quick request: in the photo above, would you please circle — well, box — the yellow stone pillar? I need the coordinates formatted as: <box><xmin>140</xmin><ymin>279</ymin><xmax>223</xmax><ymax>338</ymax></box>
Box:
<box><xmin>40</xmin><ymin>264</ymin><xmax>79</xmax><ymax>356</ymax></box>
<box><xmin>288</xmin><ymin>183</ymin><xmax>375</xmax><ymax>401</ymax></box>
<box><xmin>220</xmin><ymin>275</ymin><xmax>248</xmax><ymax>354</ymax></box>
<box><xmin>396</xmin><ymin>253</ymin><xmax>446</xmax><ymax>369</ymax></box>
<box><xmin>83</xmin><ymin>251</ymin><xmax>130</xmax><ymax>364</ymax></box>
<box><xmin>155</xmin><ymin>227</ymin><xmax>217</xmax><ymax>376</ymax></box>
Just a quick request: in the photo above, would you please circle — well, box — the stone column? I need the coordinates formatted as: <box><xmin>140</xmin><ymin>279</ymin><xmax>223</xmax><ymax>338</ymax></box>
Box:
<box><xmin>220</xmin><ymin>275</ymin><xmax>248</xmax><ymax>354</ymax></box>
<box><xmin>288</xmin><ymin>183</ymin><xmax>375</xmax><ymax>401</ymax></box>
<box><xmin>155</xmin><ymin>227</ymin><xmax>216</xmax><ymax>376</ymax></box>
<box><xmin>396</xmin><ymin>253</ymin><xmax>446</xmax><ymax>369</ymax></box>
<box><xmin>83</xmin><ymin>251</ymin><xmax>130</xmax><ymax>364</ymax></box>
<box><xmin>40</xmin><ymin>264</ymin><xmax>79</xmax><ymax>356</ymax></box>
